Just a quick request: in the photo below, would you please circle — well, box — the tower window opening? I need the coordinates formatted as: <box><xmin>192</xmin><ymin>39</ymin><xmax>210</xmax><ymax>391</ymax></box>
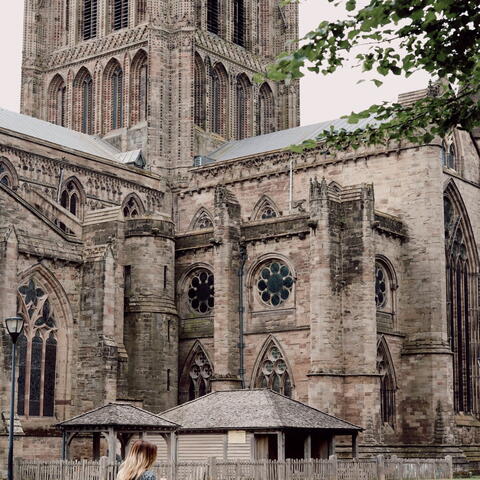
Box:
<box><xmin>113</xmin><ymin>0</ymin><xmax>129</xmax><ymax>30</ymax></box>
<box><xmin>81</xmin><ymin>76</ymin><xmax>93</xmax><ymax>134</ymax></box>
<box><xmin>233</xmin><ymin>0</ymin><xmax>245</xmax><ymax>47</ymax></box>
<box><xmin>207</xmin><ymin>0</ymin><xmax>220</xmax><ymax>35</ymax></box>
<box><xmin>83</xmin><ymin>0</ymin><xmax>98</xmax><ymax>40</ymax></box>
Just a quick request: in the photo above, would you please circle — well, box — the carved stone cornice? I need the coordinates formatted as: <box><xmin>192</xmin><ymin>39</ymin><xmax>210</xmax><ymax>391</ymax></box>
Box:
<box><xmin>44</xmin><ymin>26</ymin><xmax>149</xmax><ymax>70</ymax></box>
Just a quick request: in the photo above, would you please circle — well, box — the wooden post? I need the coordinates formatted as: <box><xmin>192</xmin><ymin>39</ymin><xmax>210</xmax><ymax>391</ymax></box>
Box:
<box><xmin>377</xmin><ymin>455</ymin><xmax>385</xmax><ymax>480</ymax></box>
<box><xmin>328</xmin><ymin>435</ymin><xmax>336</xmax><ymax>457</ymax></box>
<box><xmin>169</xmin><ymin>432</ymin><xmax>177</xmax><ymax>480</ymax></box>
<box><xmin>61</xmin><ymin>431</ymin><xmax>67</xmax><ymax>460</ymax></box>
<box><xmin>351</xmin><ymin>432</ymin><xmax>358</xmax><ymax>458</ymax></box>
<box><xmin>100</xmin><ymin>456</ymin><xmax>108</xmax><ymax>480</ymax></box>
<box><xmin>304</xmin><ymin>434</ymin><xmax>312</xmax><ymax>459</ymax></box>
<box><xmin>107</xmin><ymin>427</ymin><xmax>117</xmax><ymax>464</ymax></box>
<box><xmin>329</xmin><ymin>454</ymin><xmax>337</xmax><ymax>480</ymax></box>
<box><xmin>277</xmin><ymin>431</ymin><xmax>286</xmax><ymax>461</ymax></box>
<box><xmin>446</xmin><ymin>455</ymin><xmax>453</xmax><ymax>480</ymax></box>
<box><xmin>208</xmin><ymin>457</ymin><xmax>217</xmax><ymax>480</ymax></box>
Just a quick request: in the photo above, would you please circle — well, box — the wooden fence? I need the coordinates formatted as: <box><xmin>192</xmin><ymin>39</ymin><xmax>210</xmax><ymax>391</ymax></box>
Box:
<box><xmin>15</xmin><ymin>455</ymin><xmax>453</xmax><ymax>480</ymax></box>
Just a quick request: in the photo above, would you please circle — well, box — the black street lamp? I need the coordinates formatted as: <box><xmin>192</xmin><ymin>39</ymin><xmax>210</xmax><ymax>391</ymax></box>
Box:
<box><xmin>5</xmin><ymin>316</ymin><xmax>25</xmax><ymax>480</ymax></box>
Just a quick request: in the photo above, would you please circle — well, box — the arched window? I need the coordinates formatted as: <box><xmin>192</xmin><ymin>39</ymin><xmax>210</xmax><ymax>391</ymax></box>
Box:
<box><xmin>255</xmin><ymin>260</ymin><xmax>294</xmax><ymax>308</ymax></box>
<box><xmin>211</xmin><ymin>64</ymin><xmax>228</xmax><ymax>137</ymax></box>
<box><xmin>194</xmin><ymin>54</ymin><xmax>206</xmax><ymax>129</ymax></box>
<box><xmin>104</xmin><ymin>60</ymin><xmax>124</xmax><ymax>131</ymax></box>
<box><xmin>74</xmin><ymin>68</ymin><xmax>94</xmax><ymax>134</ymax></box>
<box><xmin>258</xmin><ymin>83</ymin><xmax>274</xmax><ymax>135</ymax></box>
<box><xmin>252</xmin><ymin>195</ymin><xmax>279</xmax><ymax>220</ymax></box>
<box><xmin>444</xmin><ymin>185</ymin><xmax>480</xmax><ymax>415</ymax></box>
<box><xmin>122</xmin><ymin>194</ymin><xmax>144</xmax><ymax>217</ymax></box>
<box><xmin>131</xmin><ymin>51</ymin><xmax>148</xmax><ymax>124</ymax></box>
<box><xmin>180</xmin><ymin>342</ymin><xmax>214</xmax><ymax>403</ymax></box>
<box><xmin>375</xmin><ymin>258</ymin><xmax>397</xmax><ymax>331</ymax></box>
<box><xmin>113</xmin><ymin>0</ymin><xmax>129</xmax><ymax>30</ymax></box>
<box><xmin>257</xmin><ymin>0</ymin><xmax>271</xmax><ymax>55</ymax></box>
<box><xmin>17</xmin><ymin>279</ymin><xmax>58</xmax><ymax>417</ymax></box>
<box><xmin>207</xmin><ymin>0</ymin><xmax>220</xmax><ymax>35</ymax></box>
<box><xmin>0</xmin><ymin>158</ymin><xmax>16</xmax><ymax>188</ymax></box>
<box><xmin>254</xmin><ymin>338</ymin><xmax>293</xmax><ymax>397</ymax></box>
<box><xmin>191</xmin><ymin>208</ymin><xmax>214</xmax><ymax>230</ymax></box>
<box><xmin>377</xmin><ymin>337</ymin><xmax>396</xmax><ymax>428</ymax></box>
<box><xmin>60</xmin><ymin>178</ymin><xmax>84</xmax><ymax>218</ymax></box>
<box><xmin>83</xmin><ymin>0</ymin><xmax>98</xmax><ymax>40</ymax></box>
<box><xmin>233</xmin><ymin>0</ymin><xmax>245</xmax><ymax>46</ymax></box>
<box><xmin>187</xmin><ymin>269</ymin><xmax>215</xmax><ymax>314</ymax></box>
<box><xmin>236</xmin><ymin>74</ymin><xmax>251</xmax><ymax>140</ymax></box>
<box><xmin>137</xmin><ymin>0</ymin><xmax>147</xmax><ymax>23</ymax></box>
<box><xmin>48</xmin><ymin>75</ymin><xmax>66</xmax><ymax>127</ymax></box>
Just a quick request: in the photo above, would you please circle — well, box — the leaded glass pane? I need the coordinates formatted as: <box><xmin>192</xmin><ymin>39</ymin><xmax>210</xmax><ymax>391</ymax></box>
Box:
<box><xmin>29</xmin><ymin>334</ymin><xmax>43</xmax><ymax>416</ymax></box>
<box><xmin>375</xmin><ymin>264</ymin><xmax>388</xmax><ymax>309</ymax></box>
<box><xmin>43</xmin><ymin>334</ymin><xmax>57</xmax><ymax>417</ymax></box>
<box><xmin>256</xmin><ymin>261</ymin><xmax>293</xmax><ymax>307</ymax></box>
<box><xmin>17</xmin><ymin>335</ymin><xmax>27</xmax><ymax>415</ymax></box>
<box><xmin>188</xmin><ymin>269</ymin><xmax>214</xmax><ymax>314</ymax></box>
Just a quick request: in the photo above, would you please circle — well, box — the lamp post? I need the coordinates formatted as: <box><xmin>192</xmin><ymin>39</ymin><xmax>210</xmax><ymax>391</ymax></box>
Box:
<box><xmin>5</xmin><ymin>316</ymin><xmax>25</xmax><ymax>480</ymax></box>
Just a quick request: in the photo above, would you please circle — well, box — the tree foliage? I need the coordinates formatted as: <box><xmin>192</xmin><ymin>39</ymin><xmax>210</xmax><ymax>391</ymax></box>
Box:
<box><xmin>266</xmin><ymin>0</ymin><xmax>480</xmax><ymax>151</ymax></box>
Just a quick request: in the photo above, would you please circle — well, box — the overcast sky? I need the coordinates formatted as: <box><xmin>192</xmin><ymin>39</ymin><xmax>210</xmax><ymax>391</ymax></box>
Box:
<box><xmin>0</xmin><ymin>1</ymin><xmax>429</xmax><ymax>126</ymax></box>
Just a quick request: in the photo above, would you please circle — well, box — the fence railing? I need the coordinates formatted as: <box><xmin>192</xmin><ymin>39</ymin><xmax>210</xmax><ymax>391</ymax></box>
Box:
<box><xmin>15</xmin><ymin>455</ymin><xmax>453</xmax><ymax>480</ymax></box>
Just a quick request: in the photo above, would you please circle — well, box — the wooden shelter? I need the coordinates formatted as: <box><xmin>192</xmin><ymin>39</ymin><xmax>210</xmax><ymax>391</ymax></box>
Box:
<box><xmin>158</xmin><ymin>389</ymin><xmax>363</xmax><ymax>461</ymax></box>
<box><xmin>57</xmin><ymin>403</ymin><xmax>178</xmax><ymax>463</ymax></box>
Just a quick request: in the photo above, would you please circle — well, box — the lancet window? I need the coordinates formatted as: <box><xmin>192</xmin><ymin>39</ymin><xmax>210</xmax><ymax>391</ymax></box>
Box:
<box><xmin>83</xmin><ymin>0</ymin><xmax>98</xmax><ymax>40</ymax></box>
<box><xmin>211</xmin><ymin>64</ymin><xmax>228</xmax><ymax>137</ymax></box>
<box><xmin>0</xmin><ymin>160</ymin><xmax>15</xmax><ymax>188</ymax></box>
<box><xmin>113</xmin><ymin>0</ymin><xmax>129</xmax><ymax>30</ymax></box>
<box><xmin>194</xmin><ymin>54</ymin><xmax>206</xmax><ymax>129</ymax></box>
<box><xmin>111</xmin><ymin>65</ymin><xmax>124</xmax><ymax>130</ymax></box>
<box><xmin>258</xmin><ymin>83</ymin><xmax>274</xmax><ymax>135</ymax></box>
<box><xmin>60</xmin><ymin>179</ymin><xmax>83</xmax><ymax>218</ymax></box>
<box><xmin>233</xmin><ymin>0</ymin><xmax>245</xmax><ymax>46</ymax></box>
<box><xmin>188</xmin><ymin>347</ymin><xmax>213</xmax><ymax>401</ymax></box>
<box><xmin>236</xmin><ymin>74</ymin><xmax>251</xmax><ymax>140</ymax></box>
<box><xmin>377</xmin><ymin>338</ymin><xmax>396</xmax><ymax>428</ymax></box>
<box><xmin>254</xmin><ymin>340</ymin><xmax>293</xmax><ymax>397</ymax></box>
<box><xmin>131</xmin><ymin>51</ymin><xmax>148</xmax><ymax>124</ymax></box>
<box><xmin>444</xmin><ymin>190</ymin><xmax>480</xmax><ymax>415</ymax></box>
<box><xmin>193</xmin><ymin>210</ymin><xmax>213</xmax><ymax>230</ymax></box>
<box><xmin>122</xmin><ymin>194</ymin><xmax>143</xmax><ymax>217</ymax></box>
<box><xmin>48</xmin><ymin>76</ymin><xmax>66</xmax><ymax>127</ymax></box>
<box><xmin>17</xmin><ymin>279</ymin><xmax>58</xmax><ymax>417</ymax></box>
<box><xmin>375</xmin><ymin>258</ymin><xmax>396</xmax><ymax>331</ymax></box>
<box><xmin>207</xmin><ymin>0</ymin><xmax>220</xmax><ymax>35</ymax></box>
<box><xmin>75</xmin><ymin>69</ymin><xmax>94</xmax><ymax>134</ymax></box>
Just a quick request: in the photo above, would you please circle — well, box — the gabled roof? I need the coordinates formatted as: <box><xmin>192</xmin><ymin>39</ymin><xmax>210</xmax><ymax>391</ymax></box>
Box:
<box><xmin>204</xmin><ymin>117</ymin><xmax>380</xmax><ymax>163</ymax></box>
<box><xmin>57</xmin><ymin>403</ymin><xmax>178</xmax><ymax>430</ymax></box>
<box><xmin>0</xmin><ymin>108</ymin><xmax>121</xmax><ymax>161</ymax></box>
<box><xmin>115</xmin><ymin>149</ymin><xmax>146</xmax><ymax>167</ymax></box>
<box><xmin>160</xmin><ymin>389</ymin><xmax>363</xmax><ymax>432</ymax></box>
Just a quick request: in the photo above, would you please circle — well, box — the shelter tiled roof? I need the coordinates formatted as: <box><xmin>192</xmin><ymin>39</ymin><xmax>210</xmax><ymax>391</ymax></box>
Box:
<box><xmin>58</xmin><ymin>403</ymin><xmax>178</xmax><ymax>430</ymax></box>
<box><xmin>0</xmin><ymin>108</ymin><xmax>122</xmax><ymax>161</ymax></box>
<box><xmin>204</xmin><ymin>117</ymin><xmax>380</xmax><ymax>163</ymax></box>
<box><xmin>160</xmin><ymin>389</ymin><xmax>363</xmax><ymax>432</ymax></box>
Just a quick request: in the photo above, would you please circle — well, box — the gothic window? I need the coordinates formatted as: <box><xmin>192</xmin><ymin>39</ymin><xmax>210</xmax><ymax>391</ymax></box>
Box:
<box><xmin>207</xmin><ymin>0</ymin><xmax>220</xmax><ymax>35</ymax></box>
<box><xmin>74</xmin><ymin>69</ymin><xmax>94</xmax><ymax>134</ymax></box>
<box><xmin>444</xmin><ymin>188</ymin><xmax>480</xmax><ymax>415</ymax></box>
<box><xmin>0</xmin><ymin>159</ymin><xmax>16</xmax><ymax>188</ymax></box>
<box><xmin>256</xmin><ymin>261</ymin><xmax>294</xmax><ymax>308</ymax></box>
<box><xmin>17</xmin><ymin>279</ymin><xmax>58</xmax><ymax>417</ymax></box>
<box><xmin>258</xmin><ymin>83</ymin><xmax>275</xmax><ymax>135</ymax></box>
<box><xmin>192</xmin><ymin>209</ymin><xmax>213</xmax><ymax>230</ymax></box>
<box><xmin>113</xmin><ymin>0</ymin><xmax>129</xmax><ymax>30</ymax></box>
<box><xmin>375</xmin><ymin>258</ymin><xmax>396</xmax><ymax>331</ymax></box>
<box><xmin>180</xmin><ymin>343</ymin><xmax>214</xmax><ymax>403</ymax></box>
<box><xmin>252</xmin><ymin>196</ymin><xmax>279</xmax><ymax>220</ymax></box>
<box><xmin>236</xmin><ymin>74</ymin><xmax>251</xmax><ymax>140</ymax></box>
<box><xmin>377</xmin><ymin>338</ymin><xmax>396</xmax><ymax>428</ymax></box>
<box><xmin>187</xmin><ymin>269</ymin><xmax>214</xmax><ymax>314</ymax></box>
<box><xmin>260</xmin><ymin>205</ymin><xmax>277</xmax><ymax>219</ymax></box>
<box><xmin>131</xmin><ymin>51</ymin><xmax>148</xmax><ymax>124</ymax></box>
<box><xmin>60</xmin><ymin>178</ymin><xmax>83</xmax><ymax>218</ymax></box>
<box><xmin>211</xmin><ymin>64</ymin><xmax>228</xmax><ymax>136</ymax></box>
<box><xmin>122</xmin><ymin>194</ymin><xmax>144</xmax><ymax>217</ymax></box>
<box><xmin>233</xmin><ymin>0</ymin><xmax>245</xmax><ymax>47</ymax></box>
<box><xmin>254</xmin><ymin>340</ymin><xmax>293</xmax><ymax>397</ymax></box>
<box><xmin>137</xmin><ymin>0</ymin><xmax>147</xmax><ymax>23</ymax></box>
<box><xmin>48</xmin><ymin>75</ymin><xmax>66</xmax><ymax>127</ymax></box>
<box><xmin>83</xmin><ymin>0</ymin><xmax>98</xmax><ymax>40</ymax></box>
<box><xmin>194</xmin><ymin>54</ymin><xmax>206</xmax><ymax>129</ymax></box>
<box><xmin>257</xmin><ymin>0</ymin><xmax>271</xmax><ymax>55</ymax></box>
<box><xmin>111</xmin><ymin>65</ymin><xmax>124</xmax><ymax>130</ymax></box>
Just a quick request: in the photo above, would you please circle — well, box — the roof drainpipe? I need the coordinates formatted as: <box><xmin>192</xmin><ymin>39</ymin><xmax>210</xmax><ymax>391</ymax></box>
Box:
<box><xmin>238</xmin><ymin>243</ymin><xmax>248</xmax><ymax>389</ymax></box>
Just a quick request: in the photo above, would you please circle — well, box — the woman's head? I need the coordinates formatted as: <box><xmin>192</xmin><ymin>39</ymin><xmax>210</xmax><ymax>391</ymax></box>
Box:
<box><xmin>117</xmin><ymin>440</ymin><xmax>157</xmax><ymax>480</ymax></box>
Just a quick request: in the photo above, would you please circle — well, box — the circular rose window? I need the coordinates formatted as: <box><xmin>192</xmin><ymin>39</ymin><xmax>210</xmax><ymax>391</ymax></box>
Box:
<box><xmin>257</xmin><ymin>261</ymin><xmax>294</xmax><ymax>307</ymax></box>
<box><xmin>188</xmin><ymin>269</ymin><xmax>214</xmax><ymax>314</ymax></box>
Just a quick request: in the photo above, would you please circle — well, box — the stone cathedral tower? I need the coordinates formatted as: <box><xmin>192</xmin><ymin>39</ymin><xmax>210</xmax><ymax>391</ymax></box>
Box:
<box><xmin>20</xmin><ymin>0</ymin><xmax>300</xmax><ymax>174</ymax></box>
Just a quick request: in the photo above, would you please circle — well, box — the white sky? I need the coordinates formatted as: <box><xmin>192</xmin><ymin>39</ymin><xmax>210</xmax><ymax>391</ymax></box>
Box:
<box><xmin>0</xmin><ymin>1</ymin><xmax>429</xmax><ymax>126</ymax></box>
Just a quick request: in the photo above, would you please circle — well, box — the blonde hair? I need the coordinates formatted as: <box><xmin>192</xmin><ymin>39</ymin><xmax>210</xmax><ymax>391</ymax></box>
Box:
<box><xmin>117</xmin><ymin>440</ymin><xmax>157</xmax><ymax>480</ymax></box>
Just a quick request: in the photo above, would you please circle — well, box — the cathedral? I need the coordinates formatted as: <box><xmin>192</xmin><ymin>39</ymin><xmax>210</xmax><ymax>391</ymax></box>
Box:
<box><xmin>1</xmin><ymin>0</ymin><xmax>480</xmax><ymax>474</ymax></box>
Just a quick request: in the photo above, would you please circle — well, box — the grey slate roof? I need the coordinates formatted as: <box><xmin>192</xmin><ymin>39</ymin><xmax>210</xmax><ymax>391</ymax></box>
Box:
<box><xmin>205</xmin><ymin>116</ymin><xmax>380</xmax><ymax>163</ymax></box>
<box><xmin>160</xmin><ymin>389</ymin><xmax>362</xmax><ymax>432</ymax></box>
<box><xmin>0</xmin><ymin>108</ymin><xmax>121</xmax><ymax>161</ymax></box>
<box><xmin>58</xmin><ymin>403</ymin><xmax>178</xmax><ymax>430</ymax></box>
